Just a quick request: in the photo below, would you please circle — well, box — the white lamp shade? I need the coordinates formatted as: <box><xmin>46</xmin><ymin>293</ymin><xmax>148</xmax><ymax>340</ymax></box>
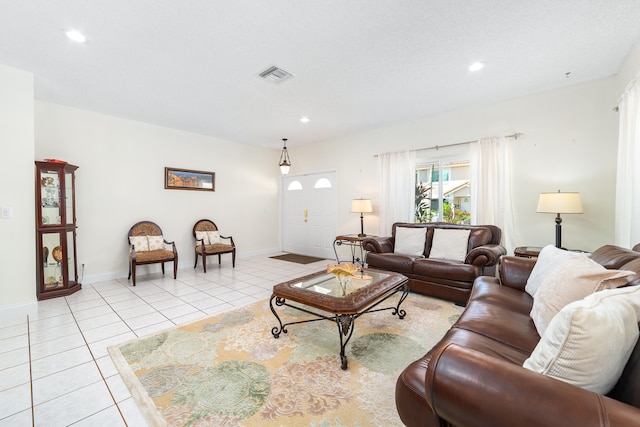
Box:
<box><xmin>536</xmin><ymin>192</ymin><xmax>583</xmax><ymax>214</ymax></box>
<box><xmin>351</xmin><ymin>199</ymin><xmax>373</xmax><ymax>213</ymax></box>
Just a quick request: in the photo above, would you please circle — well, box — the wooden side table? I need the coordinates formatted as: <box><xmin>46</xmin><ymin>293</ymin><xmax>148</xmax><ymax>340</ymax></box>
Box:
<box><xmin>513</xmin><ymin>246</ymin><xmax>542</xmax><ymax>258</ymax></box>
<box><xmin>333</xmin><ymin>234</ymin><xmax>376</xmax><ymax>266</ymax></box>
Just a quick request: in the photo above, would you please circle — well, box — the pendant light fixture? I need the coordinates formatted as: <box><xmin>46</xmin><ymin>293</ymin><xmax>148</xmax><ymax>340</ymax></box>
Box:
<box><xmin>278</xmin><ymin>138</ymin><xmax>291</xmax><ymax>175</ymax></box>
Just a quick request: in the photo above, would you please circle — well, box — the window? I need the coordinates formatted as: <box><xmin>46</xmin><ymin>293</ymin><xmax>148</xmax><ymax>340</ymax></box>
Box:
<box><xmin>287</xmin><ymin>180</ymin><xmax>303</xmax><ymax>191</ymax></box>
<box><xmin>415</xmin><ymin>160</ymin><xmax>471</xmax><ymax>224</ymax></box>
<box><xmin>314</xmin><ymin>178</ymin><xmax>332</xmax><ymax>189</ymax></box>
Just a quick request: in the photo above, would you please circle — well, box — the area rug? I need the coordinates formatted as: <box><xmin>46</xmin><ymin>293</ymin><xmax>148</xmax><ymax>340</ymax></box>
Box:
<box><xmin>108</xmin><ymin>293</ymin><xmax>462</xmax><ymax>427</ymax></box>
<box><xmin>269</xmin><ymin>253</ymin><xmax>327</xmax><ymax>264</ymax></box>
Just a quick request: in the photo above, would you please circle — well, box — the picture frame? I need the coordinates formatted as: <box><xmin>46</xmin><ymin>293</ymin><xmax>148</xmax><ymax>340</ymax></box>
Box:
<box><xmin>164</xmin><ymin>167</ymin><xmax>215</xmax><ymax>191</ymax></box>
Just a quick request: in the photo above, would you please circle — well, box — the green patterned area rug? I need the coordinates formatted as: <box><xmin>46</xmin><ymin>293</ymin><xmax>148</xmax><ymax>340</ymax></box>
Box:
<box><xmin>108</xmin><ymin>293</ymin><xmax>462</xmax><ymax>427</ymax></box>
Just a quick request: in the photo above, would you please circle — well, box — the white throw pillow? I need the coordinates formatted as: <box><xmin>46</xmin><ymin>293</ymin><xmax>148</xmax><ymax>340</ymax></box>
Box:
<box><xmin>206</xmin><ymin>231</ymin><xmax>222</xmax><ymax>244</ymax></box>
<box><xmin>525</xmin><ymin>245</ymin><xmax>586</xmax><ymax>296</ymax></box>
<box><xmin>429</xmin><ymin>228</ymin><xmax>470</xmax><ymax>262</ymax></box>
<box><xmin>147</xmin><ymin>235</ymin><xmax>165</xmax><ymax>251</ymax></box>
<box><xmin>524</xmin><ymin>285</ymin><xmax>640</xmax><ymax>394</ymax></box>
<box><xmin>530</xmin><ymin>256</ymin><xmax>633</xmax><ymax>336</ymax></box>
<box><xmin>129</xmin><ymin>236</ymin><xmax>149</xmax><ymax>252</ymax></box>
<box><xmin>394</xmin><ymin>227</ymin><xmax>426</xmax><ymax>256</ymax></box>
<box><xmin>195</xmin><ymin>231</ymin><xmax>210</xmax><ymax>245</ymax></box>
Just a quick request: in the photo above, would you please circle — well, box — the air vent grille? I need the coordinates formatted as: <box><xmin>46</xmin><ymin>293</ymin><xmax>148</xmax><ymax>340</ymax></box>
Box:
<box><xmin>259</xmin><ymin>66</ymin><xmax>293</xmax><ymax>83</ymax></box>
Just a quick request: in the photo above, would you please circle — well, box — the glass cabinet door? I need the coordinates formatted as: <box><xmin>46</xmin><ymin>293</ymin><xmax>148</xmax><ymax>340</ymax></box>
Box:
<box><xmin>65</xmin><ymin>170</ymin><xmax>74</xmax><ymax>225</ymax></box>
<box><xmin>41</xmin><ymin>232</ymin><xmax>64</xmax><ymax>290</ymax></box>
<box><xmin>40</xmin><ymin>168</ymin><xmax>62</xmax><ymax>226</ymax></box>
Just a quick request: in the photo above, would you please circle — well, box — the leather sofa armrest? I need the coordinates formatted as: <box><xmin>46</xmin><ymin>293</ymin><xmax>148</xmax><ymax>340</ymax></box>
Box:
<box><xmin>426</xmin><ymin>343</ymin><xmax>640</xmax><ymax>427</ymax></box>
<box><xmin>499</xmin><ymin>255</ymin><xmax>536</xmax><ymax>291</ymax></box>
<box><xmin>465</xmin><ymin>244</ymin><xmax>506</xmax><ymax>267</ymax></box>
<box><xmin>362</xmin><ymin>236</ymin><xmax>394</xmax><ymax>253</ymax></box>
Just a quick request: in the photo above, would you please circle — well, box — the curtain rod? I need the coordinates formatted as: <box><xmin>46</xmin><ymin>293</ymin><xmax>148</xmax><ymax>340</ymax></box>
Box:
<box><xmin>373</xmin><ymin>132</ymin><xmax>523</xmax><ymax>157</ymax></box>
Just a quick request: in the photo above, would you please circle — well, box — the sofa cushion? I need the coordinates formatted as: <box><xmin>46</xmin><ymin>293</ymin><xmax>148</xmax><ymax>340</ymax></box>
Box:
<box><xmin>525</xmin><ymin>245</ymin><xmax>586</xmax><ymax>296</ymax></box>
<box><xmin>524</xmin><ymin>285</ymin><xmax>640</xmax><ymax>394</ymax></box>
<box><xmin>394</xmin><ymin>227</ymin><xmax>427</xmax><ymax>256</ymax></box>
<box><xmin>366</xmin><ymin>252</ymin><xmax>414</xmax><ymax>274</ymax></box>
<box><xmin>129</xmin><ymin>236</ymin><xmax>149</xmax><ymax>252</ymax></box>
<box><xmin>428</xmin><ymin>228</ymin><xmax>470</xmax><ymax>262</ymax></box>
<box><xmin>590</xmin><ymin>245</ymin><xmax>640</xmax><ymax>269</ymax></box>
<box><xmin>413</xmin><ymin>258</ymin><xmax>479</xmax><ymax>282</ymax></box>
<box><xmin>530</xmin><ymin>256</ymin><xmax>633</xmax><ymax>336</ymax></box>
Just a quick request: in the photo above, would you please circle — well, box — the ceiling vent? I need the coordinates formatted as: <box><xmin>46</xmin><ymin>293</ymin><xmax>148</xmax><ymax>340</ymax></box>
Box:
<box><xmin>259</xmin><ymin>66</ymin><xmax>293</xmax><ymax>84</ymax></box>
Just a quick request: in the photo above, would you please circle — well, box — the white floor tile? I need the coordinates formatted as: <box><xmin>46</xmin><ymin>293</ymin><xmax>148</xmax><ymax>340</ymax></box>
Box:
<box><xmin>32</xmin><ymin>361</ymin><xmax>103</xmax><ymax>405</ymax></box>
<box><xmin>0</xmin><ymin>383</ymin><xmax>31</xmax><ymax>419</ymax></box>
<box><xmin>0</xmin><ymin>362</ymin><xmax>30</xmax><ymax>391</ymax></box>
<box><xmin>70</xmin><ymin>405</ymin><xmax>127</xmax><ymax>427</ymax></box>
<box><xmin>31</xmin><ymin>346</ymin><xmax>94</xmax><ymax>380</ymax></box>
<box><xmin>0</xmin><ymin>408</ymin><xmax>32</xmax><ymax>426</ymax></box>
<box><xmin>33</xmin><ymin>381</ymin><xmax>115</xmax><ymax>426</ymax></box>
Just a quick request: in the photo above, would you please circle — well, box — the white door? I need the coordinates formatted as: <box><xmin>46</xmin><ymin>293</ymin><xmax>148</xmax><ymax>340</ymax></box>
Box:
<box><xmin>282</xmin><ymin>172</ymin><xmax>337</xmax><ymax>259</ymax></box>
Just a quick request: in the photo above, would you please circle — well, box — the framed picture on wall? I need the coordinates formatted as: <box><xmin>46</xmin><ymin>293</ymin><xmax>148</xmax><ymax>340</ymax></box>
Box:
<box><xmin>164</xmin><ymin>167</ymin><xmax>215</xmax><ymax>191</ymax></box>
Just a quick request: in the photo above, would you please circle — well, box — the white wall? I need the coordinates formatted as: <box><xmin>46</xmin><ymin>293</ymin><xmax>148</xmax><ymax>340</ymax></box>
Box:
<box><xmin>291</xmin><ymin>76</ymin><xmax>621</xmax><ymax>253</ymax></box>
<box><xmin>0</xmin><ymin>65</ymin><xmax>37</xmax><ymax>317</ymax></box>
<box><xmin>35</xmin><ymin>102</ymin><xmax>281</xmax><ymax>283</ymax></box>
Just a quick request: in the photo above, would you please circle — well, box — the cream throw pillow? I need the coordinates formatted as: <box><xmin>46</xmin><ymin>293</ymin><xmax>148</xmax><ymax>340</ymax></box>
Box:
<box><xmin>195</xmin><ymin>231</ymin><xmax>210</xmax><ymax>245</ymax></box>
<box><xmin>429</xmin><ymin>228</ymin><xmax>470</xmax><ymax>262</ymax></box>
<box><xmin>206</xmin><ymin>231</ymin><xmax>222</xmax><ymax>244</ymax></box>
<box><xmin>525</xmin><ymin>245</ymin><xmax>587</xmax><ymax>296</ymax></box>
<box><xmin>524</xmin><ymin>285</ymin><xmax>640</xmax><ymax>394</ymax></box>
<box><xmin>530</xmin><ymin>256</ymin><xmax>633</xmax><ymax>336</ymax></box>
<box><xmin>147</xmin><ymin>235</ymin><xmax>165</xmax><ymax>251</ymax></box>
<box><xmin>129</xmin><ymin>236</ymin><xmax>149</xmax><ymax>252</ymax></box>
<box><xmin>394</xmin><ymin>227</ymin><xmax>426</xmax><ymax>256</ymax></box>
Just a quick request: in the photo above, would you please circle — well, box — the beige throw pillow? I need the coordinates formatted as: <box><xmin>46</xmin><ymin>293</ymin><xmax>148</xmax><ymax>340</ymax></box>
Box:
<box><xmin>394</xmin><ymin>227</ymin><xmax>426</xmax><ymax>256</ymax></box>
<box><xmin>530</xmin><ymin>256</ymin><xmax>633</xmax><ymax>336</ymax></box>
<box><xmin>147</xmin><ymin>235</ymin><xmax>165</xmax><ymax>251</ymax></box>
<box><xmin>195</xmin><ymin>231</ymin><xmax>210</xmax><ymax>245</ymax></box>
<box><xmin>524</xmin><ymin>285</ymin><xmax>640</xmax><ymax>394</ymax></box>
<box><xmin>525</xmin><ymin>245</ymin><xmax>587</xmax><ymax>296</ymax></box>
<box><xmin>429</xmin><ymin>228</ymin><xmax>470</xmax><ymax>262</ymax></box>
<box><xmin>129</xmin><ymin>236</ymin><xmax>149</xmax><ymax>252</ymax></box>
<box><xmin>206</xmin><ymin>231</ymin><xmax>222</xmax><ymax>244</ymax></box>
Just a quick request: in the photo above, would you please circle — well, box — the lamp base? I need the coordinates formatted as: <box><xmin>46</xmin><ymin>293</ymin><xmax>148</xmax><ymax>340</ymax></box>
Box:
<box><xmin>358</xmin><ymin>233</ymin><xmax>367</xmax><ymax>238</ymax></box>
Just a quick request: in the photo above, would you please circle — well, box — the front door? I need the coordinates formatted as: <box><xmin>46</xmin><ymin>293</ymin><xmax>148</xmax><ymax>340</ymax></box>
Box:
<box><xmin>282</xmin><ymin>171</ymin><xmax>337</xmax><ymax>259</ymax></box>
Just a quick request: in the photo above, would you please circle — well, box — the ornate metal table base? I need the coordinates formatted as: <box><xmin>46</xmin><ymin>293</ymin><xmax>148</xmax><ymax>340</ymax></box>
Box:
<box><xmin>270</xmin><ymin>281</ymin><xmax>409</xmax><ymax>370</ymax></box>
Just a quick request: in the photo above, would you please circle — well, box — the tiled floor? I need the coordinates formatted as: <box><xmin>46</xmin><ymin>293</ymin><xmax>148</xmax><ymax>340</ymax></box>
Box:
<box><xmin>0</xmin><ymin>253</ymin><xmax>330</xmax><ymax>426</ymax></box>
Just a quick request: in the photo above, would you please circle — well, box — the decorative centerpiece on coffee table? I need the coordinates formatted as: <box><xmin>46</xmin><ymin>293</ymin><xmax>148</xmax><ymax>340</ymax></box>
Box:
<box><xmin>327</xmin><ymin>262</ymin><xmax>361</xmax><ymax>296</ymax></box>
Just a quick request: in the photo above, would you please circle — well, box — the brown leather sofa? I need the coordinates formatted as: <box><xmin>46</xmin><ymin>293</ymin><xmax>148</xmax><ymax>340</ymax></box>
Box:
<box><xmin>362</xmin><ymin>222</ymin><xmax>506</xmax><ymax>304</ymax></box>
<box><xmin>396</xmin><ymin>244</ymin><xmax>640</xmax><ymax>427</ymax></box>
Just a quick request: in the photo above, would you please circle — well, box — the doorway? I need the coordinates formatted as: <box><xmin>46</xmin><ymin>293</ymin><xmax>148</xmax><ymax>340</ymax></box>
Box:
<box><xmin>281</xmin><ymin>171</ymin><xmax>337</xmax><ymax>259</ymax></box>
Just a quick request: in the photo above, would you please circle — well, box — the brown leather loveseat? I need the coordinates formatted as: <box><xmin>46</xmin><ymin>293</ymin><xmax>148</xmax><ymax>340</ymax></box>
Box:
<box><xmin>396</xmin><ymin>244</ymin><xmax>640</xmax><ymax>427</ymax></box>
<box><xmin>362</xmin><ymin>222</ymin><xmax>506</xmax><ymax>304</ymax></box>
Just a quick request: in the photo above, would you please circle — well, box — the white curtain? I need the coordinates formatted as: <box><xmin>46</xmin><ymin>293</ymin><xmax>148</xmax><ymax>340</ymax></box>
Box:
<box><xmin>615</xmin><ymin>74</ymin><xmax>640</xmax><ymax>248</ymax></box>
<box><xmin>377</xmin><ymin>150</ymin><xmax>416</xmax><ymax>234</ymax></box>
<box><xmin>470</xmin><ymin>137</ymin><xmax>517</xmax><ymax>253</ymax></box>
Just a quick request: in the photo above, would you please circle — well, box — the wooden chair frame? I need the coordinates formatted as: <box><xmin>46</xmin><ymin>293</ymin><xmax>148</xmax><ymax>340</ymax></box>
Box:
<box><xmin>192</xmin><ymin>219</ymin><xmax>236</xmax><ymax>272</ymax></box>
<box><xmin>127</xmin><ymin>220</ymin><xmax>178</xmax><ymax>286</ymax></box>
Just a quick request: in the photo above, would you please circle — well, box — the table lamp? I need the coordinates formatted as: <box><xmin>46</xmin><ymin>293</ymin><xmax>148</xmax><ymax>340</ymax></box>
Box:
<box><xmin>351</xmin><ymin>199</ymin><xmax>373</xmax><ymax>237</ymax></box>
<box><xmin>536</xmin><ymin>190</ymin><xmax>583</xmax><ymax>248</ymax></box>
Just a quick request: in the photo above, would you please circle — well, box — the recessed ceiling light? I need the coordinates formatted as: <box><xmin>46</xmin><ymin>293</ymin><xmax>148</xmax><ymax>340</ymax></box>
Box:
<box><xmin>65</xmin><ymin>30</ymin><xmax>86</xmax><ymax>43</ymax></box>
<box><xmin>469</xmin><ymin>62</ymin><xmax>485</xmax><ymax>72</ymax></box>
<box><xmin>300</xmin><ymin>117</ymin><xmax>310</xmax><ymax>123</ymax></box>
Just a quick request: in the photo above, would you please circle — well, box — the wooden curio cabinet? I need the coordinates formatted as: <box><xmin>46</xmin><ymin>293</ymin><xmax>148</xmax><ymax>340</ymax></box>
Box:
<box><xmin>35</xmin><ymin>161</ymin><xmax>81</xmax><ymax>300</ymax></box>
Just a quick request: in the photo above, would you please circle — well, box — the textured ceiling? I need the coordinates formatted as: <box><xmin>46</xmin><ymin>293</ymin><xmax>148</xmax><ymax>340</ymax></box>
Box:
<box><xmin>1</xmin><ymin>1</ymin><xmax>640</xmax><ymax>149</ymax></box>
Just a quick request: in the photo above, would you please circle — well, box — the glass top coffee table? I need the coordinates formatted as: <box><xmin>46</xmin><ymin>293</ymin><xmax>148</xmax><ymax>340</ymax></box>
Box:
<box><xmin>269</xmin><ymin>268</ymin><xmax>409</xmax><ymax>369</ymax></box>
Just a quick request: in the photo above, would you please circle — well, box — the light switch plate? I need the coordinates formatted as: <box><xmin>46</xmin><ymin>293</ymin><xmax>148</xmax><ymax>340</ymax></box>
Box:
<box><xmin>1</xmin><ymin>207</ymin><xmax>12</xmax><ymax>218</ymax></box>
